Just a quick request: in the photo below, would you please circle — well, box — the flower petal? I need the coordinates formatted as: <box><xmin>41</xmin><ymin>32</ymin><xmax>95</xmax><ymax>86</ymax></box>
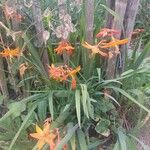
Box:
<box><xmin>37</xmin><ymin>139</ymin><xmax>45</xmax><ymax>150</ymax></box>
<box><xmin>82</xmin><ymin>42</ymin><xmax>93</xmax><ymax>49</ymax></box>
<box><xmin>101</xmin><ymin>38</ymin><xmax>129</xmax><ymax>48</ymax></box>
<box><xmin>36</xmin><ymin>124</ymin><xmax>43</xmax><ymax>133</ymax></box>
<box><xmin>30</xmin><ymin>133</ymin><xmax>41</xmax><ymax>139</ymax></box>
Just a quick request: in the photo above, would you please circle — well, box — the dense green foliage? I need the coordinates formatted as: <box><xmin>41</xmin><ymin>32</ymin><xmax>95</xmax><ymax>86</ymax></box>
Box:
<box><xmin>0</xmin><ymin>0</ymin><xmax>149</xmax><ymax>150</ymax></box>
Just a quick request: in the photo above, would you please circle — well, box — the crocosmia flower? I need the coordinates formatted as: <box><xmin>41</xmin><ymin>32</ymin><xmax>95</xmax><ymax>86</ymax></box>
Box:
<box><xmin>54</xmin><ymin>41</ymin><xmax>74</xmax><ymax>55</ymax></box>
<box><xmin>48</xmin><ymin>64</ymin><xmax>80</xmax><ymax>89</ymax></box>
<box><xmin>0</xmin><ymin>47</ymin><xmax>21</xmax><ymax>58</ymax></box>
<box><xmin>96</xmin><ymin>28</ymin><xmax>119</xmax><ymax>38</ymax></box>
<box><xmin>30</xmin><ymin>119</ymin><xmax>67</xmax><ymax>150</ymax></box>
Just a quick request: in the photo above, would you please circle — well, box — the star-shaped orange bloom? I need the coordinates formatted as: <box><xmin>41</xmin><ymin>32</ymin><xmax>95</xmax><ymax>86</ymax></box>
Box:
<box><xmin>0</xmin><ymin>48</ymin><xmax>21</xmax><ymax>58</ymax></box>
<box><xmin>48</xmin><ymin>64</ymin><xmax>81</xmax><ymax>89</ymax></box>
<box><xmin>82</xmin><ymin>41</ymin><xmax>108</xmax><ymax>57</ymax></box>
<box><xmin>96</xmin><ymin>28</ymin><xmax>119</xmax><ymax>38</ymax></box>
<box><xmin>54</xmin><ymin>41</ymin><xmax>74</xmax><ymax>55</ymax></box>
<box><xmin>30</xmin><ymin>122</ymin><xmax>58</xmax><ymax>150</ymax></box>
<box><xmin>48</xmin><ymin>64</ymin><xmax>69</xmax><ymax>82</ymax></box>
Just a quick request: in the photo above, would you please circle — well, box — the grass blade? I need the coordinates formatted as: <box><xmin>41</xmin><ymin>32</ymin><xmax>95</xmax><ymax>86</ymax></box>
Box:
<box><xmin>55</xmin><ymin>124</ymin><xmax>79</xmax><ymax>150</ymax></box>
<box><xmin>67</xmin><ymin>122</ymin><xmax>76</xmax><ymax>150</ymax></box>
<box><xmin>8</xmin><ymin>105</ymin><xmax>37</xmax><ymax>150</ymax></box>
<box><xmin>134</xmin><ymin>41</ymin><xmax>150</xmax><ymax>69</ymax></box>
<box><xmin>113</xmin><ymin>140</ymin><xmax>120</xmax><ymax>150</ymax></box>
<box><xmin>38</xmin><ymin>100</ymin><xmax>47</xmax><ymax>121</ymax></box>
<box><xmin>77</xmin><ymin>129</ymin><xmax>87</xmax><ymax>150</ymax></box>
<box><xmin>100</xmin><ymin>4</ymin><xmax>120</xmax><ymax>20</ymax></box>
<box><xmin>105</xmin><ymin>86</ymin><xmax>150</xmax><ymax>113</ymax></box>
<box><xmin>80</xmin><ymin>84</ymin><xmax>89</xmax><ymax>118</ymax></box>
<box><xmin>48</xmin><ymin>91</ymin><xmax>54</xmax><ymax>120</ymax></box>
<box><xmin>118</xmin><ymin>129</ymin><xmax>127</xmax><ymax>150</ymax></box>
<box><xmin>75</xmin><ymin>90</ymin><xmax>81</xmax><ymax>128</ymax></box>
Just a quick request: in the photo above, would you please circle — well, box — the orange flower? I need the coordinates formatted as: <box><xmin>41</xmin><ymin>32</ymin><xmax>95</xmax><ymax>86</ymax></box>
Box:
<box><xmin>82</xmin><ymin>41</ymin><xmax>108</xmax><ymax>57</ymax></box>
<box><xmin>30</xmin><ymin>123</ymin><xmax>54</xmax><ymax>150</ymax></box>
<box><xmin>54</xmin><ymin>41</ymin><xmax>74</xmax><ymax>55</ymax></box>
<box><xmin>48</xmin><ymin>64</ymin><xmax>69</xmax><ymax>82</ymax></box>
<box><xmin>0</xmin><ymin>48</ymin><xmax>21</xmax><ymax>58</ymax></box>
<box><xmin>96</xmin><ymin>28</ymin><xmax>119</xmax><ymax>38</ymax></box>
<box><xmin>48</xmin><ymin>64</ymin><xmax>80</xmax><ymax>89</ymax></box>
<box><xmin>71</xmin><ymin>78</ymin><xmax>76</xmax><ymax>90</ymax></box>
<box><xmin>69</xmin><ymin>66</ymin><xmax>81</xmax><ymax>89</ymax></box>
<box><xmin>100</xmin><ymin>38</ymin><xmax>129</xmax><ymax>48</ymax></box>
<box><xmin>30</xmin><ymin>122</ymin><xmax>63</xmax><ymax>150</ymax></box>
<box><xmin>69</xmin><ymin>66</ymin><xmax>81</xmax><ymax>78</ymax></box>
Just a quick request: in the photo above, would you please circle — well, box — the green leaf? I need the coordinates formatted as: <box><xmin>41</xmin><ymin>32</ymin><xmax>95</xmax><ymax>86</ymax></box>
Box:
<box><xmin>38</xmin><ymin>99</ymin><xmax>47</xmax><ymax>121</ymax></box>
<box><xmin>134</xmin><ymin>41</ymin><xmax>150</xmax><ymax>69</ymax></box>
<box><xmin>87</xmin><ymin>97</ymin><xmax>94</xmax><ymax>119</ymax></box>
<box><xmin>88</xmin><ymin>139</ymin><xmax>107</xmax><ymax>150</ymax></box>
<box><xmin>100</xmin><ymin>4</ymin><xmax>120</xmax><ymax>20</ymax></box>
<box><xmin>121</xmin><ymin>69</ymin><xmax>134</xmax><ymax>76</ymax></box>
<box><xmin>8</xmin><ymin>101</ymin><xmax>26</xmax><ymax>118</ymax></box>
<box><xmin>97</xmin><ymin>68</ymin><xmax>101</xmax><ymax>82</ymax></box>
<box><xmin>8</xmin><ymin>105</ymin><xmax>37</xmax><ymax>150</ymax></box>
<box><xmin>95</xmin><ymin>119</ymin><xmax>110</xmax><ymax>136</ymax></box>
<box><xmin>48</xmin><ymin>91</ymin><xmax>54</xmax><ymax>120</ymax></box>
<box><xmin>113</xmin><ymin>140</ymin><xmax>120</xmax><ymax>150</ymax></box>
<box><xmin>0</xmin><ymin>111</ymin><xmax>12</xmax><ymax>123</ymax></box>
<box><xmin>77</xmin><ymin>129</ymin><xmax>87</xmax><ymax>150</ymax></box>
<box><xmin>22</xmin><ymin>34</ymin><xmax>47</xmax><ymax>78</ymax></box>
<box><xmin>105</xmin><ymin>86</ymin><xmax>150</xmax><ymax>113</ymax></box>
<box><xmin>67</xmin><ymin>123</ymin><xmax>76</xmax><ymax>150</ymax></box>
<box><xmin>55</xmin><ymin>124</ymin><xmax>79</xmax><ymax>150</ymax></box>
<box><xmin>126</xmin><ymin>136</ymin><xmax>136</xmax><ymax>150</ymax></box>
<box><xmin>80</xmin><ymin>84</ymin><xmax>89</xmax><ymax>118</ymax></box>
<box><xmin>118</xmin><ymin>129</ymin><xmax>127</xmax><ymax>150</ymax></box>
<box><xmin>75</xmin><ymin>90</ymin><xmax>81</xmax><ymax>128</ymax></box>
<box><xmin>50</xmin><ymin>106</ymin><xmax>71</xmax><ymax>129</ymax></box>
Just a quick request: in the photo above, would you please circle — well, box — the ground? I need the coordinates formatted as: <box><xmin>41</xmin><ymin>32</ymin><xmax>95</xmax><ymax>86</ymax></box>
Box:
<box><xmin>137</xmin><ymin>120</ymin><xmax>150</xmax><ymax>149</ymax></box>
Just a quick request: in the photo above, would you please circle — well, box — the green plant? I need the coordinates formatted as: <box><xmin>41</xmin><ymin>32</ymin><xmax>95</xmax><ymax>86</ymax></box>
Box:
<box><xmin>0</xmin><ymin>1</ymin><xmax>149</xmax><ymax>150</ymax></box>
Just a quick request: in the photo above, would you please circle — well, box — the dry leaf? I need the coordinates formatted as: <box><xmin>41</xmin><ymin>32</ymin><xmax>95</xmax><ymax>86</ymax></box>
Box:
<box><xmin>19</xmin><ymin>62</ymin><xmax>28</xmax><ymax>77</ymax></box>
<box><xmin>43</xmin><ymin>30</ymin><xmax>50</xmax><ymax>44</ymax></box>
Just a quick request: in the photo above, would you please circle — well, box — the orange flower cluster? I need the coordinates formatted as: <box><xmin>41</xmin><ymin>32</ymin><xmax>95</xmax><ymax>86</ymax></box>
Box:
<box><xmin>30</xmin><ymin>120</ymin><xmax>67</xmax><ymax>150</ymax></box>
<box><xmin>82</xmin><ymin>28</ymin><xmax>129</xmax><ymax>58</ymax></box>
<box><xmin>82</xmin><ymin>41</ymin><xmax>108</xmax><ymax>57</ymax></box>
<box><xmin>48</xmin><ymin>64</ymin><xmax>81</xmax><ymax>89</ymax></box>
<box><xmin>82</xmin><ymin>38</ymin><xmax>128</xmax><ymax>58</ymax></box>
<box><xmin>54</xmin><ymin>41</ymin><xmax>74</xmax><ymax>55</ymax></box>
<box><xmin>0</xmin><ymin>48</ymin><xmax>21</xmax><ymax>58</ymax></box>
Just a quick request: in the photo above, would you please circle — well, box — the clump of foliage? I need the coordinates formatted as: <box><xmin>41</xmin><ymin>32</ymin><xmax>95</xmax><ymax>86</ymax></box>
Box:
<box><xmin>0</xmin><ymin>0</ymin><xmax>150</xmax><ymax>150</ymax></box>
<box><xmin>135</xmin><ymin>0</ymin><xmax>150</xmax><ymax>44</ymax></box>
